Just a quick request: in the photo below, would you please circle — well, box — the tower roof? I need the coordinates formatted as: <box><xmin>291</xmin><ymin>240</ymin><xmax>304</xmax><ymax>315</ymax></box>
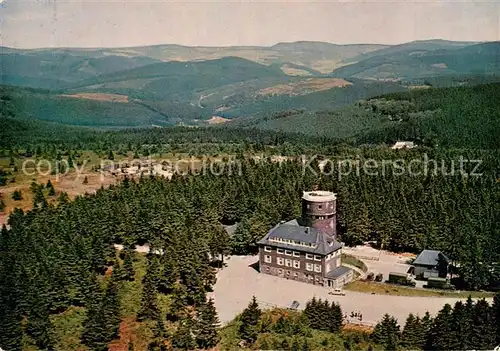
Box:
<box><xmin>302</xmin><ymin>190</ymin><xmax>336</xmax><ymax>202</ymax></box>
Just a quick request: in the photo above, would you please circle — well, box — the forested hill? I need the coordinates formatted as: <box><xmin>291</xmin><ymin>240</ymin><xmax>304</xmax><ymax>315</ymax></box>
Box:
<box><xmin>0</xmin><ymin>152</ymin><xmax>499</xmax><ymax>349</ymax></box>
<box><xmin>234</xmin><ymin>82</ymin><xmax>500</xmax><ymax>149</ymax></box>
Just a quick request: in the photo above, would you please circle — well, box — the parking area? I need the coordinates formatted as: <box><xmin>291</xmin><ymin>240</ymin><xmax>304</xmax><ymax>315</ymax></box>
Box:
<box><xmin>343</xmin><ymin>244</ymin><xmax>414</xmax><ymax>279</ymax></box>
<box><xmin>210</xmin><ymin>255</ymin><xmax>477</xmax><ymax>326</ymax></box>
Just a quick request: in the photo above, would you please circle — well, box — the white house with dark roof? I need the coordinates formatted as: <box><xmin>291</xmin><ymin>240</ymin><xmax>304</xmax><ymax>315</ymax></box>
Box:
<box><xmin>412</xmin><ymin>249</ymin><xmax>450</xmax><ymax>279</ymax></box>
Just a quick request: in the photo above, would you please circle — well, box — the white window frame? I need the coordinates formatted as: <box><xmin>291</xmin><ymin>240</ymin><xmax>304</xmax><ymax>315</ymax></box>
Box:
<box><xmin>314</xmin><ymin>255</ymin><xmax>322</xmax><ymax>261</ymax></box>
<box><xmin>277</xmin><ymin>257</ymin><xmax>284</xmax><ymax>266</ymax></box>
<box><xmin>314</xmin><ymin>264</ymin><xmax>322</xmax><ymax>273</ymax></box>
<box><xmin>306</xmin><ymin>263</ymin><xmax>314</xmax><ymax>271</ymax></box>
<box><xmin>306</xmin><ymin>253</ymin><xmax>313</xmax><ymax>260</ymax></box>
<box><xmin>285</xmin><ymin>259</ymin><xmax>292</xmax><ymax>267</ymax></box>
<box><xmin>293</xmin><ymin>260</ymin><xmax>300</xmax><ymax>269</ymax></box>
<box><xmin>264</xmin><ymin>255</ymin><xmax>272</xmax><ymax>263</ymax></box>
<box><xmin>285</xmin><ymin>250</ymin><xmax>292</xmax><ymax>256</ymax></box>
<box><xmin>293</xmin><ymin>251</ymin><xmax>300</xmax><ymax>257</ymax></box>
<box><xmin>264</xmin><ymin>246</ymin><xmax>271</xmax><ymax>252</ymax></box>
<box><xmin>277</xmin><ymin>248</ymin><xmax>284</xmax><ymax>254</ymax></box>
<box><xmin>278</xmin><ymin>269</ymin><xmax>283</xmax><ymax>274</ymax></box>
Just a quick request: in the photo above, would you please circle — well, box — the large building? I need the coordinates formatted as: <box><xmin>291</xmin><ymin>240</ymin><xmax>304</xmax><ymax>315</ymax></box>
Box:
<box><xmin>257</xmin><ymin>190</ymin><xmax>353</xmax><ymax>288</ymax></box>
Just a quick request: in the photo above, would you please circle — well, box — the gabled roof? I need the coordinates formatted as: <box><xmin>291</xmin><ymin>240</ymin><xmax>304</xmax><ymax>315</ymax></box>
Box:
<box><xmin>257</xmin><ymin>223</ymin><xmax>342</xmax><ymax>255</ymax></box>
<box><xmin>413</xmin><ymin>250</ymin><xmax>449</xmax><ymax>266</ymax></box>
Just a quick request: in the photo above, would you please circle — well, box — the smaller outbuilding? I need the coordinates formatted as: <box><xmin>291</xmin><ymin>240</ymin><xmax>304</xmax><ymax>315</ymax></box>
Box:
<box><xmin>391</xmin><ymin>141</ymin><xmax>416</xmax><ymax>149</ymax></box>
<box><xmin>412</xmin><ymin>249</ymin><xmax>449</xmax><ymax>279</ymax></box>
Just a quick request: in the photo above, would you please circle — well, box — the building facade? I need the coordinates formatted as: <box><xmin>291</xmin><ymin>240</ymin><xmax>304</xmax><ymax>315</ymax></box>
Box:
<box><xmin>257</xmin><ymin>190</ymin><xmax>353</xmax><ymax>288</ymax></box>
<box><xmin>412</xmin><ymin>249</ymin><xmax>449</xmax><ymax>279</ymax></box>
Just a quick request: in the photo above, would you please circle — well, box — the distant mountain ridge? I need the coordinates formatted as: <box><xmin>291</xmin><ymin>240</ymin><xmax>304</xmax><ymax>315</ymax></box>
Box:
<box><xmin>2</xmin><ymin>39</ymin><xmax>499</xmax><ymax>128</ymax></box>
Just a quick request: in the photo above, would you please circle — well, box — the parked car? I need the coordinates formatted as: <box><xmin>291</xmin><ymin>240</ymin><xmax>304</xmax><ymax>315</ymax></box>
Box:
<box><xmin>289</xmin><ymin>300</ymin><xmax>300</xmax><ymax>310</ymax></box>
<box><xmin>366</xmin><ymin>272</ymin><xmax>375</xmax><ymax>281</ymax></box>
<box><xmin>328</xmin><ymin>288</ymin><xmax>346</xmax><ymax>296</ymax></box>
<box><xmin>375</xmin><ymin>273</ymin><xmax>383</xmax><ymax>282</ymax></box>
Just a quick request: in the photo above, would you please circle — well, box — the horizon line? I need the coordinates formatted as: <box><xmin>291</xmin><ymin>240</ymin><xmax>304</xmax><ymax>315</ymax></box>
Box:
<box><xmin>1</xmin><ymin>38</ymin><xmax>489</xmax><ymax>51</ymax></box>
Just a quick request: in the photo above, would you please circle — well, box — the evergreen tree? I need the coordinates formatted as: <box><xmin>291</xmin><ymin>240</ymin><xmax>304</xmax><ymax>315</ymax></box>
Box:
<box><xmin>137</xmin><ymin>264</ymin><xmax>160</xmax><ymax>321</ymax></box>
<box><xmin>81</xmin><ymin>276</ymin><xmax>108</xmax><ymax>351</ymax></box>
<box><xmin>470</xmin><ymin>299</ymin><xmax>496</xmax><ymax>350</ymax></box>
<box><xmin>401</xmin><ymin>313</ymin><xmax>420</xmax><ymax>349</ymax></box>
<box><xmin>102</xmin><ymin>279</ymin><xmax>121</xmax><ymax>342</ymax></box>
<box><xmin>195</xmin><ymin>298</ymin><xmax>220</xmax><ymax>349</ymax></box>
<box><xmin>492</xmin><ymin>293</ymin><xmax>500</xmax><ymax>344</ymax></box>
<box><xmin>450</xmin><ymin>300</ymin><xmax>472</xmax><ymax>350</ymax></box>
<box><xmin>12</xmin><ymin>190</ymin><xmax>22</xmax><ymax>200</ymax></box>
<box><xmin>238</xmin><ymin>296</ymin><xmax>262</xmax><ymax>343</ymax></box>
<box><xmin>26</xmin><ymin>288</ymin><xmax>54</xmax><ymax>350</ymax></box>
<box><xmin>172</xmin><ymin>317</ymin><xmax>196</xmax><ymax>351</ymax></box>
<box><xmin>122</xmin><ymin>248</ymin><xmax>135</xmax><ymax>281</ymax></box>
<box><xmin>371</xmin><ymin>314</ymin><xmax>400</xmax><ymax>350</ymax></box>
<box><xmin>426</xmin><ymin>303</ymin><xmax>455</xmax><ymax>350</ymax></box>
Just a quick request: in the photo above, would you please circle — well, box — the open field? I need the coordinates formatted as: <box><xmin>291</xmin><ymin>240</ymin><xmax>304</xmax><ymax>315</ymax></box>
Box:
<box><xmin>60</xmin><ymin>93</ymin><xmax>129</xmax><ymax>103</ymax></box>
<box><xmin>257</xmin><ymin>78</ymin><xmax>351</xmax><ymax>96</ymax></box>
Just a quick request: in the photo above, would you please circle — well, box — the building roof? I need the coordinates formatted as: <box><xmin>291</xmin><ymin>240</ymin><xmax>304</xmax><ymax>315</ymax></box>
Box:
<box><xmin>391</xmin><ymin>141</ymin><xmax>416</xmax><ymax>149</ymax></box>
<box><xmin>302</xmin><ymin>190</ymin><xmax>336</xmax><ymax>202</ymax></box>
<box><xmin>257</xmin><ymin>223</ymin><xmax>342</xmax><ymax>255</ymax></box>
<box><xmin>413</xmin><ymin>250</ymin><xmax>449</xmax><ymax>266</ymax></box>
<box><xmin>324</xmin><ymin>266</ymin><xmax>352</xmax><ymax>279</ymax></box>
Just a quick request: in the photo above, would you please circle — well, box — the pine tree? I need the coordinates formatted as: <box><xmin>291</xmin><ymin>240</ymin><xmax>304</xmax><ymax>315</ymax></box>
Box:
<box><xmin>195</xmin><ymin>298</ymin><xmax>220</xmax><ymax>349</ymax></box>
<box><xmin>371</xmin><ymin>314</ymin><xmax>400</xmax><ymax>350</ymax></box>
<box><xmin>26</xmin><ymin>287</ymin><xmax>54</xmax><ymax>351</ymax></box>
<box><xmin>492</xmin><ymin>293</ymin><xmax>500</xmax><ymax>344</ymax></box>
<box><xmin>418</xmin><ymin>312</ymin><xmax>432</xmax><ymax>349</ymax></box>
<box><xmin>401</xmin><ymin>313</ymin><xmax>420</xmax><ymax>349</ymax></box>
<box><xmin>81</xmin><ymin>276</ymin><xmax>108</xmax><ymax>351</ymax></box>
<box><xmin>450</xmin><ymin>300</ymin><xmax>472</xmax><ymax>350</ymax></box>
<box><xmin>172</xmin><ymin>317</ymin><xmax>196</xmax><ymax>351</ymax></box>
<box><xmin>102</xmin><ymin>279</ymin><xmax>121</xmax><ymax>342</ymax></box>
<box><xmin>122</xmin><ymin>248</ymin><xmax>135</xmax><ymax>281</ymax></box>
<box><xmin>238</xmin><ymin>296</ymin><xmax>262</xmax><ymax>343</ymax></box>
<box><xmin>470</xmin><ymin>299</ymin><xmax>496</xmax><ymax>350</ymax></box>
<box><xmin>426</xmin><ymin>303</ymin><xmax>454</xmax><ymax>350</ymax></box>
<box><xmin>137</xmin><ymin>265</ymin><xmax>160</xmax><ymax>321</ymax></box>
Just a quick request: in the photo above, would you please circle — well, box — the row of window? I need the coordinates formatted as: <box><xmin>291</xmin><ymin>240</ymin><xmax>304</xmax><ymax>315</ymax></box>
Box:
<box><xmin>264</xmin><ymin>246</ymin><xmax>322</xmax><ymax>261</ymax></box>
<box><xmin>266</xmin><ymin>267</ymin><xmax>322</xmax><ymax>282</ymax></box>
<box><xmin>263</xmin><ymin>255</ymin><xmax>322</xmax><ymax>272</ymax></box>
<box><xmin>268</xmin><ymin>237</ymin><xmax>317</xmax><ymax>248</ymax></box>
<box><xmin>306</xmin><ymin>203</ymin><xmax>334</xmax><ymax>210</ymax></box>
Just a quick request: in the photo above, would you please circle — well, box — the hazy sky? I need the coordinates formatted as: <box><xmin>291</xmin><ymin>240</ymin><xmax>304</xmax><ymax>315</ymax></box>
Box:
<box><xmin>1</xmin><ymin>0</ymin><xmax>499</xmax><ymax>48</ymax></box>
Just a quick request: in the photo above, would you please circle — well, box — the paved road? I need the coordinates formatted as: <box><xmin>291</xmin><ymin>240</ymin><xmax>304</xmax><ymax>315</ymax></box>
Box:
<box><xmin>210</xmin><ymin>255</ymin><xmax>489</xmax><ymax>326</ymax></box>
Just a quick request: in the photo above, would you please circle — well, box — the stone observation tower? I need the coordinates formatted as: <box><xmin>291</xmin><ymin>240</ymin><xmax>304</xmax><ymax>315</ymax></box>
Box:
<box><xmin>301</xmin><ymin>190</ymin><xmax>337</xmax><ymax>238</ymax></box>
